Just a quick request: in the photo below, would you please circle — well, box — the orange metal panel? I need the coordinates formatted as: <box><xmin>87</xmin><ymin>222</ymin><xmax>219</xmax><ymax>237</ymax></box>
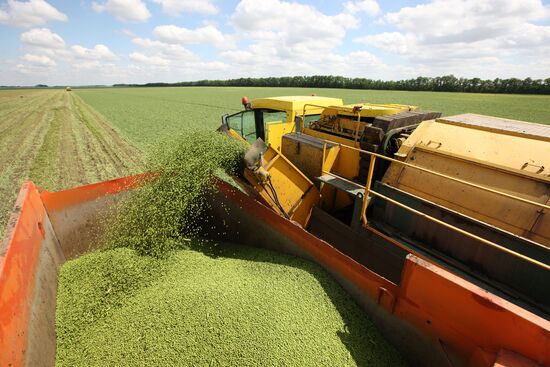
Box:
<box><xmin>217</xmin><ymin>180</ymin><xmax>550</xmax><ymax>366</ymax></box>
<box><xmin>40</xmin><ymin>173</ymin><xmax>151</xmax><ymax>213</ymax></box>
<box><xmin>397</xmin><ymin>255</ymin><xmax>550</xmax><ymax>367</ymax></box>
<box><xmin>1</xmin><ymin>176</ymin><xmax>548</xmax><ymax>367</ymax></box>
<box><xmin>0</xmin><ymin>182</ymin><xmax>46</xmax><ymax>366</ymax></box>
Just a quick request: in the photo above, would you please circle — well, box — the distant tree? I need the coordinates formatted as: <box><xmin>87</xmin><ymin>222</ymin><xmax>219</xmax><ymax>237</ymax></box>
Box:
<box><xmin>118</xmin><ymin>75</ymin><xmax>549</xmax><ymax>95</ymax></box>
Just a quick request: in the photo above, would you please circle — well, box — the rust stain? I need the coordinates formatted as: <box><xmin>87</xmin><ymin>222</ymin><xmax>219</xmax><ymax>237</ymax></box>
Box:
<box><xmin>471</xmin><ymin>292</ymin><xmax>506</xmax><ymax>312</ymax></box>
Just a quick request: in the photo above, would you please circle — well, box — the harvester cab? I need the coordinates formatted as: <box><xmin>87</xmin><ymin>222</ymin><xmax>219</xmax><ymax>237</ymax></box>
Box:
<box><xmin>220</xmin><ymin>95</ymin><xmax>342</xmax><ymax>150</ymax></box>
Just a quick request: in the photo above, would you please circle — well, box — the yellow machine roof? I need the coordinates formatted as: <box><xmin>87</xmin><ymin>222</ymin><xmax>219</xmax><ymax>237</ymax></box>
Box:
<box><xmin>250</xmin><ymin>96</ymin><xmax>343</xmax><ymax>113</ymax></box>
<box><xmin>324</xmin><ymin>103</ymin><xmax>417</xmax><ymax>117</ymax></box>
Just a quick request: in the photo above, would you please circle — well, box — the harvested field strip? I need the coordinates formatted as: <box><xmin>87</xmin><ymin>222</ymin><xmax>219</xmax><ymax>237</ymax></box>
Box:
<box><xmin>0</xmin><ymin>92</ymin><xmax>57</xmax><ymax>153</ymax></box>
<box><xmin>0</xmin><ymin>89</ymin><xmax>143</xmax><ymax>238</ymax></box>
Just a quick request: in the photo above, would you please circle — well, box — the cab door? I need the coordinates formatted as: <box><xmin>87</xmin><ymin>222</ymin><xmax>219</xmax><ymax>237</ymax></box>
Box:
<box><xmin>222</xmin><ymin>110</ymin><xmax>264</xmax><ymax>144</ymax></box>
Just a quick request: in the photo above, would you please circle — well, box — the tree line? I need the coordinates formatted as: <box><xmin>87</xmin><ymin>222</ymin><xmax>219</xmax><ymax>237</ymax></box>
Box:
<box><xmin>114</xmin><ymin>75</ymin><xmax>550</xmax><ymax>94</ymax></box>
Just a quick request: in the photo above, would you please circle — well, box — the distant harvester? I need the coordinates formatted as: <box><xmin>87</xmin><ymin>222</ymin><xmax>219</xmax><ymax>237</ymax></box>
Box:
<box><xmin>65</xmin><ymin>87</ymin><xmax>72</xmax><ymax>91</ymax></box>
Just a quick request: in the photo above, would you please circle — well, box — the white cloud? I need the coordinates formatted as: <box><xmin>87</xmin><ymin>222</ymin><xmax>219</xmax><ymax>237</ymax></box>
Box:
<box><xmin>344</xmin><ymin>0</ymin><xmax>380</xmax><ymax>16</ymax></box>
<box><xmin>129</xmin><ymin>52</ymin><xmax>170</xmax><ymax>66</ymax></box>
<box><xmin>231</xmin><ymin>0</ymin><xmax>358</xmax><ymax>59</ymax></box>
<box><xmin>383</xmin><ymin>0</ymin><xmax>548</xmax><ymax>44</ymax></box>
<box><xmin>153</xmin><ymin>25</ymin><xmax>235</xmax><ymax>49</ymax></box>
<box><xmin>152</xmin><ymin>0</ymin><xmax>218</xmax><ymax>15</ymax></box>
<box><xmin>71</xmin><ymin>44</ymin><xmax>117</xmax><ymax>60</ymax></box>
<box><xmin>132</xmin><ymin>37</ymin><xmax>199</xmax><ymax>61</ymax></box>
<box><xmin>7</xmin><ymin>0</ymin><xmax>550</xmax><ymax>85</ymax></box>
<box><xmin>20</xmin><ymin>28</ymin><xmax>65</xmax><ymax>49</ymax></box>
<box><xmin>355</xmin><ymin>0</ymin><xmax>550</xmax><ymax>77</ymax></box>
<box><xmin>21</xmin><ymin>53</ymin><xmax>56</xmax><ymax>66</ymax></box>
<box><xmin>120</xmin><ymin>28</ymin><xmax>136</xmax><ymax>37</ymax></box>
<box><xmin>16</xmin><ymin>28</ymin><xmax>127</xmax><ymax>83</ymax></box>
<box><xmin>219</xmin><ymin>48</ymin><xmax>387</xmax><ymax>79</ymax></box>
<box><xmin>72</xmin><ymin>60</ymin><xmax>112</xmax><ymax>70</ymax></box>
<box><xmin>215</xmin><ymin>0</ymin><xmax>385</xmax><ymax>79</ymax></box>
<box><xmin>355</xmin><ymin>32</ymin><xmax>415</xmax><ymax>54</ymax></box>
<box><xmin>0</xmin><ymin>0</ymin><xmax>67</xmax><ymax>27</ymax></box>
<box><xmin>14</xmin><ymin>63</ymin><xmax>42</xmax><ymax>74</ymax></box>
<box><xmin>219</xmin><ymin>49</ymin><xmax>254</xmax><ymax>63</ymax></box>
<box><xmin>92</xmin><ymin>0</ymin><xmax>151</xmax><ymax>22</ymax></box>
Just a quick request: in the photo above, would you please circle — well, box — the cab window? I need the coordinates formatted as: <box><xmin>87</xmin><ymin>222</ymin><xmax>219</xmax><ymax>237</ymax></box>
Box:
<box><xmin>225</xmin><ymin>110</ymin><xmax>256</xmax><ymax>144</ymax></box>
<box><xmin>262</xmin><ymin>110</ymin><xmax>287</xmax><ymax>124</ymax></box>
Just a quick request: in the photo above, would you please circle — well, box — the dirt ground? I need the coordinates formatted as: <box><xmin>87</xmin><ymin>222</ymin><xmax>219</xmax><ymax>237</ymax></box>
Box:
<box><xmin>0</xmin><ymin>89</ymin><xmax>143</xmax><ymax>238</ymax></box>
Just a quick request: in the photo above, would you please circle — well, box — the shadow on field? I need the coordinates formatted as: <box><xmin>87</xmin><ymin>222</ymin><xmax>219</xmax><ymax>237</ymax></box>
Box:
<box><xmin>186</xmin><ymin>239</ymin><xmax>404</xmax><ymax>367</ymax></box>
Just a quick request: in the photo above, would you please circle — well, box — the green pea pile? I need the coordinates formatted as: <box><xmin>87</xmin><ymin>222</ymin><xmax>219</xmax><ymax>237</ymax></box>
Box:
<box><xmin>55</xmin><ymin>131</ymin><xmax>406</xmax><ymax>366</ymax></box>
<box><xmin>56</xmin><ymin>244</ymin><xmax>406</xmax><ymax>366</ymax></box>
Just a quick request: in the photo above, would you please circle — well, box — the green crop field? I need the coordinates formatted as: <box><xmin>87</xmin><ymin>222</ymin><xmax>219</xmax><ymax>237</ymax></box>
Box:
<box><xmin>76</xmin><ymin>87</ymin><xmax>550</xmax><ymax>152</ymax></box>
<box><xmin>1</xmin><ymin>86</ymin><xmax>549</xmax><ymax>238</ymax></box>
<box><xmin>0</xmin><ymin>89</ymin><xmax>142</xmax><ymax>239</ymax></box>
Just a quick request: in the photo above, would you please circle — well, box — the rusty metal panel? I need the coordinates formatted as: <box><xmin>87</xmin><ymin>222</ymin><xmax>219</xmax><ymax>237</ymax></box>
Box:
<box><xmin>438</xmin><ymin>113</ymin><xmax>550</xmax><ymax>142</ymax></box>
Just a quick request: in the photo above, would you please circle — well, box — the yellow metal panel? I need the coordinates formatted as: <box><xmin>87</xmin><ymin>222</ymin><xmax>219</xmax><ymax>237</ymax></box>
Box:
<box><xmin>324</xmin><ymin>103</ymin><xmax>416</xmax><ymax>118</ymax></box>
<box><xmin>245</xmin><ymin>146</ymin><xmax>319</xmax><ymax>227</ymax></box>
<box><xmin>265</xmin><ymin>121</ymin><xmax>295</xmax><ymax>151</ymax></box>
<box><xmin>384</xmin><ymin>115</ymin><xmax>550</xmax><ymax>246</ymax></box>
<box><xmin>394</xmin><ymin>118</ymin><xmax>550</xmax><ymax>179</ymax></box>
<box><xmin>322</xmin><ymin>145</ymin><xmax>340</xmax><ymax>175</ymax></box>
<box><xmin>334</xmin><ymin>148</ymin><xmax>360</xmax><ymax>180</ymax></box>
<box><xmin>303</xmin><ymin>128</ymin><xmax>360</xmax><ymax>148</ymax></box>
<box><xmin>302</xmin><ymin>128</ymin><xmax>360</xmax><ymax>181</ymax></box>
<box><xmin>281</xmin><ymin>135</ymin><xmax>339</xmax><ymax>181</ymax></box>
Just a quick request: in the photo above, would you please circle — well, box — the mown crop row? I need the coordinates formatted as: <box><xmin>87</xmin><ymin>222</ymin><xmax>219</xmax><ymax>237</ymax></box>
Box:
<box><xmin>0</xmin><ymin>89</ymin><xmax>142</xmax><ymax>238</ymax></box>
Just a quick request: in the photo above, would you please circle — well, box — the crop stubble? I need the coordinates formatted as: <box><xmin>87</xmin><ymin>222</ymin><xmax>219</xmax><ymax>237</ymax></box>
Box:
<box><xmin>0</xmin><ymin>89</ymin><xmax>142</xmax><ymax>238</ymax></box>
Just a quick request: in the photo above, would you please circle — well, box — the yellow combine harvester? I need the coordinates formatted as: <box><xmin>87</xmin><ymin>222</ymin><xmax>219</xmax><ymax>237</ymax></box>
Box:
<box><xmin>220</xmin><ymin>95</ymin><xmax>443</xmax><ymax>226</ymax></box>
<box><xmin>217</xmin><ymin>95</ymin><xmax>549</xmax><ymax>364</ymax></box>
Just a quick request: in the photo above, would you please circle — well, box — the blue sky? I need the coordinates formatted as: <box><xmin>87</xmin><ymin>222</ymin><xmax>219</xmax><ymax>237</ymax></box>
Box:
<box><xmin>1</xmin><ymin>0</ymin><xmax>549</xmax><ymax>85</ymax></box>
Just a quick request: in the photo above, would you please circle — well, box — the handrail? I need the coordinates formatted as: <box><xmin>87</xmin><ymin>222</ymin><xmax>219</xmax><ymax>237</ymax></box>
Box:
<box><xmin>368</xmin><ymin>188</ymin><xmax>550</xmax><ymax>271</ymax></box>
<box><xmin>321</xmin><ymin>140</ymin><xmax>550</xmax><ymax>211</ymax></box>
<box><xmin>319</xmin><ymin>140</ymin><xmax>550</xmax><ymax>271</ymax></box>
